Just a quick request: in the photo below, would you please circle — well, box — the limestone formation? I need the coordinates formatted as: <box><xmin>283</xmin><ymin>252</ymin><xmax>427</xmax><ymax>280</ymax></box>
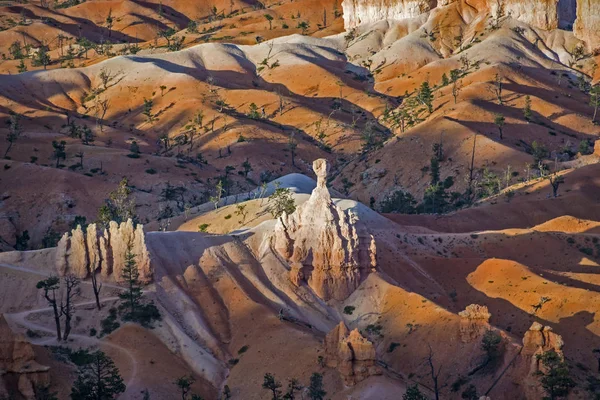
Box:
<box><xmin>324</xmin><ymin>322</ymin><xmax>381</xmax><ymax>386</ymax></box>
<box><xmin>340</xmin><ymin>0</ymin><xmax>588</xmax><ymax>37</ymax></box>
<box><xmin>86</xmin><ymin>223</ymin><xmax>100</xmax><ymax>274</ymax></box>
<box><xmin>0</xmin><ymin>315</ymin><xmax>50</xmax><ymax>399</ymax></box>
<box><xmin>55</xmin><ymin>219</ymin><xmax>152</xmax><ymax>283</ymax></box>
<box><xmin>342</xmin><ymin>0</ymin><xmax>435</xmax><ymax>29</ymax></box>
<box><xmin>522</xmin><ymin>322</ymin><xmax>564</xmax><ymax>373</ymax></box>
<box><xmin>458</xmin><ymin>304</ymin><xmax>491</xmax><ymax>342</ymax></box>
<box><xmin>68</xmin><ymin>225</ymin><xmax>88</xmax><ymax>278</ymax></box>
<box><xmin>522</xmin><ymin>322</ymin><xmax>564</xmax><ymax>357</ymax></box>
<box><xmin>273</xmin><ymin>159</ymin><xmax>376</xmax><ymax>301</ymax></box>
<box><xmin>574</xmin><ymin>0</ymin><xmax>600</xmax><ymax>50</ymax></box>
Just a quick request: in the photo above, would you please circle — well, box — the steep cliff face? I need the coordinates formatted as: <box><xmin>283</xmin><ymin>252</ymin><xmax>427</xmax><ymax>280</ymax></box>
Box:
<box><xmin>342</xmin><ymin>0</ymin><xmax>437</xmax><ymax>28</ymax></box>
<box><xmin>55</xmin><ymin>219</ymin><xmax>151</xmax><ymax>283</ymax></box>
<box><xmin>574</xmin><ymin>0</ymin><xmax>600</xmax><ymax>50</ymax></box>
<box><xmin>273</xmin><ymin>159</ymin><xmax>376</xmax><ymax>302</ymax></box>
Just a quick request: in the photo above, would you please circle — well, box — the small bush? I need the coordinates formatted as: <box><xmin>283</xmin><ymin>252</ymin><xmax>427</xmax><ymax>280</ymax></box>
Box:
<box><xmin>89</xmin><ymin>328</ymin><xmax>97</xmax><ymax>336</ymax></box>
<box><xmin>343</xmin><ymin>305</ymin><xmax>355</xmax><ymax>315</ymax></box>
<box><xmin>145</xmin><ymin>168</ymin><xmax>157</xmax><ymax>174</ymax></box>
<box><xmin>198</xmin><ymin>223</ymin><xmax>210</xmax><ymax>232</ymax></box>
<box><xmin>238</xmin><ymin>345</ymin><xmax>249</xmax><ymax>354</ymax></box>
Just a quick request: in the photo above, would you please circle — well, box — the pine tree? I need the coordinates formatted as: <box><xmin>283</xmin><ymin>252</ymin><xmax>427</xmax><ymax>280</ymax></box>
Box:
<box><xmin>71</xmin><ymin>351</ymin><xmax>126</xmax><ymax>400</ymax></box>
<box><xmin>308</xmin><ymin>373</ymin><xmax>326</xmax><ymax>400</ymax></box>
<box><xmin>32</xmin><ymin>44</ymin><xmax>51</xmax><ymax>69</ymax></box>
<box><xmin>536</xmin><ymin>350</ymin><xmax>575</xmax><ymax>400</ymax></box>
<box><xmin>523</xmin><ymin>95</ymin><xmax>533</xmax><ymax>121</ymax></box>
<box><xmin>5</xmin><ymin>113</ymin><xmax>22</xmax><ymax>158</ymax></box>
<box><xmin>494</xmin><ymin>113</ymin><xmax>506</xmax><ymax>139</ymax></box>
<box><xmin>417</xmin><ymin>81</ymin><xmax>434</xmax><ymax>114</ymax></box>
<box><xmin>262</xmin><ymin>373</ymin><xmax>282</xmax><ymax>400</ymax></box>
<box><xmin>118</xmin><ymin>243</ymin><xmax>143</xmax><ymax>321</ymax></box>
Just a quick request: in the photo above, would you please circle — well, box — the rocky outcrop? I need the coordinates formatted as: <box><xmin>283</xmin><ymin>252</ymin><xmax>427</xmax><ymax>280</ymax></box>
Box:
<box><xmin>342</xmin><ymin>0</ymin><xmax>436</xmax><ymax>29</ymax></box>
<box><xmin>522</xmin><ymin>322</ymin><xmax>564</xmax><ymax>374</ymax></box>
<box><xmin>273</xmin><ymin>159</ymin><xmax>376</xmax><ymax>302</ymax></box>
<box><xmin>0</xmin><ymin>315</ymin><xmax>50</xmax><ymax>399</ymax></box>
<box><xmin>340</xmin><ymin>0</ymin><xmax>584</xmax><ymax>34</ymax></box>
<box><xmin>522</xmin><ymin>322</ymin><xmax>564</xmax><ymax>357</ymax></box>
<box><xmin>574</xmin><ymin>0</ymin><xmax>600</xmax><ymax>50</ymax></box>
<box><xmin>458</xmin><ymin>304</ymin><xmax>491</xmax><ymax>342</ymax></box>
<box><xmin>517</xmin><ymin>322</ymin><xmax>564</xmax><ymax>398</ymax></box>
<box><xmin>324</xmin><ymin>322</ymin><xmax>381</xmax><ymax>385</ymax></box>
<box><xmin>491</xmin><ymin>0</ymin><xmax>561</xmax><ymax>30</ymax></box>
<box><xmin>55</xmin><ymin>219</ymin><xmax>151</xmax><ymax>283</ymax></box>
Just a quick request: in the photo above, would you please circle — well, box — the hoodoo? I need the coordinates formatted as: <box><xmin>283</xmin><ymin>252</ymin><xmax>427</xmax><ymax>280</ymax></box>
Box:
<box><xmin>273</xmin><ymin>159</ymin><xmax>377</xmax><ymax>301</ymax></box>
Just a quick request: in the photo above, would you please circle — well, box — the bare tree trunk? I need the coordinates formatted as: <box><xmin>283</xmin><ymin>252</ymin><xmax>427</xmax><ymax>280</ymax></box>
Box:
<box><xmin>91</xmin><ymin>271</ymin><xmax>102</xmax><ymax>310</ymax></box>
<box><xmin>427</xmin><ymin>345</ymin><xmax>441</xmax><ymax>400</ymax></box>
<box><xmin>466</xmin><ymin>134</ymin><xmax>477</xmax><ymax>202</ymax></box>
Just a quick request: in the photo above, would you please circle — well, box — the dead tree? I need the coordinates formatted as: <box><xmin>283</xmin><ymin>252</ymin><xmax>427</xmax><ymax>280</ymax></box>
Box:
<box><xmin>488</xmin><ymin>73</ymin><xmax>504</xmax><ymax>105</ymax></box>
<box><xmin>547</xmin><ymin>172</ymin><xmax>564</xmax><ymax>198</ymax></box>
<box><xmin>60</xmin><ymin>274</ymin><xmax>81</xmax><ymax>341</ymax></box>
<box><xmin>36</xmin><ymin>277</ymin><xmax>62</xmax><ymax>340</ymax></box>
<box><xmin>90</xmin><ymin>267</ymin><xmax>103</xmax><ymax>310</ymax></box>
<box><xmin>465</xmin><ymin>133</ymin><xmax>478</xmax><ymax>203</ymax></box>
<box><xmin>427</xmin><ymin>344</ymin><xmax>442</xmax><ymax>400</ymax></box>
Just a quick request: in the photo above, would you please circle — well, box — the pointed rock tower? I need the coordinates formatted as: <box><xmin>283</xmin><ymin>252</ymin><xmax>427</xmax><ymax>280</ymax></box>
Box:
<box><xmin>273</xmin><ymin>159</ymin><xmax>376</xmax><ymax>301</ymax></box>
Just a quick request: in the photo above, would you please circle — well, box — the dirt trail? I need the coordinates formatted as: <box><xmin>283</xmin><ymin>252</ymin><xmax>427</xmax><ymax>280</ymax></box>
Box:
<box><xmin>1</xmin><ymin>263</ymin><xmax>140</xmax><ymax>392</ymax></box>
